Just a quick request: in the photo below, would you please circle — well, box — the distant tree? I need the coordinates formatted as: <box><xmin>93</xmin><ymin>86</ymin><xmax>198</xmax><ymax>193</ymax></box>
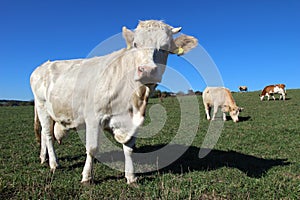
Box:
<box><xmin>29</xmin><ymin>100</ymin><xmax>34</xmax><ymax>106</ymax></box>
<box><xmin>187</xmin><ymin>89</ymin><xmax>194</xmax><ymax>95</ymax></box>
<box><xmin>159</xmin><ymin>91</ymin><xmax>170</xmax><ymax>102</ymax></box>
<box><xmin>161</xmin><ymin>91</ymin><xmax>170</xmax><ymax>97</ymax></box>
<box><xmin>195</xmin><ymin>91</ymin><xmax>202</xmax><ymax>95</ymax></box>
<box><xmin>176</xmin><ymin>91</ymin><xmax>185</xmax><ymax>96</ymax></box>
<box><xmin>151</xmin><ymin>89</ymin><xmax>161</xmax><ymax>98</ymax></box>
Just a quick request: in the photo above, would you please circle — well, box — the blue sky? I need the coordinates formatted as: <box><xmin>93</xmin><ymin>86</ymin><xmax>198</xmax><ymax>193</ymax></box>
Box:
<box><xmin>1</xmin><ymin>0</ymin><xmax>299</xmax><ymax>100</ymax></box>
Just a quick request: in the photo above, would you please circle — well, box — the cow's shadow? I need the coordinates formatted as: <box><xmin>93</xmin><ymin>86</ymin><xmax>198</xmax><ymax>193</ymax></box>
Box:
<box><xmin>261</xmin><ymin>97</ymin><xmax>291</xmax><ymax>101</ymax></box>
<box><xmin>134</xmin><ymin>144</ymin><xmax>289</xmax><ymax>178</ymax></box>
<box><xmin>63</xmin><ymin>144</ymin><xmax>290</xmax><ymax>182</ymax></box>
<box><xmin>226</xmin><ymin>116</ymin><xmax>251</xmax><ymax>122</ymax></box>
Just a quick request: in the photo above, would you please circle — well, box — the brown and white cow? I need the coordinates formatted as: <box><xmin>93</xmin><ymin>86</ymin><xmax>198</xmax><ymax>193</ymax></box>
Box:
<box><xmin>202</xmin><ymin>87</ymin><xmax>243</xmax><ymax>122</ymax></box>
<box><xmin>239</xmin><ymin>86</ymin><xmax>248</xmax><ymax>92</ymax></box>
<box><xmin>260</xmin><ymin>84</ymin><xmax>286</xmax><ymax>101</ymax></box>
<box><xmin>30</xmin><ymin>20</ymin><xmax>198</xmax><ymax>184</ymax></box>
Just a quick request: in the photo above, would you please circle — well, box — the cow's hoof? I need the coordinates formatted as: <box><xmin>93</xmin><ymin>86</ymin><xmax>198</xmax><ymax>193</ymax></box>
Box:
<box><xmin>126</xmin><ymin>176</ymin><xmax>137</xmax><ymax>184</ymax></box>
<box><xmin>81</xmin><ymin>179</ymin><xmax>94</xmax><ymax>186</ymax></box>
<box><xmin>40</xmin><ymin>156</ymin><xmax>47</xmax><ymax>164</ymax></box>
<box><xmin>50</xmin><ymin>168</ymin><xmax>56</xmax><ymax>173</ymax></box>
<box><xmin>49</xmin><ymin>163</ymin><xmax>60</xmax><ymax>173</ymax></box>
<box><xmin>49</xmin><ymin>161</ymin><xmax>59</xmax><ymax>171</ymax></box>
<box><xmin>128</xmin><ymin>182</ymin><xmax>139</xmax><ymax>188</ymax></box>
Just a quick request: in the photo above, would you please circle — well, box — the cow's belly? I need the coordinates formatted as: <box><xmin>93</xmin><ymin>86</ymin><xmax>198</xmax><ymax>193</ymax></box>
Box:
<box><xmin>273</xmin><ymin>88</ymin><xmax>283</xmax><ymax>94</ymax></box>
<box><xmin>46</xmin><ymin>93</ymin><xmax>85</xmax><ymax>130</ymax></box>
<box><xmin>45</xmin><ymin>67</ymin><xmax>86</xmax><ymax>129</ymax></box>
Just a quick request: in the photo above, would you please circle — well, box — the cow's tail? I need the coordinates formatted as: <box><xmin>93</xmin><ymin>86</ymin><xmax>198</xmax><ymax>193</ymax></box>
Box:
<box><xmin>34</xmin><ymin>105</ymin><xmax>42</xmax><ymax>145</ymax></box>
<box><xmin>34</xmin><ymin>105</ymin><xmax>55</xmax><ymax>146</ymax></box>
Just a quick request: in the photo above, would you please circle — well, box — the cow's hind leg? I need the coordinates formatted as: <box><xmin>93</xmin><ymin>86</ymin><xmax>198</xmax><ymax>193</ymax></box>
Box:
<box><xmin>36</xmin><ymin>105</ymin><xmax>59</xmax><ymax>170</ymax></box>
<box><xmin>40</xmin><ymin>127</ymin><xmax>47</xmax><ymax>164</ymax></box>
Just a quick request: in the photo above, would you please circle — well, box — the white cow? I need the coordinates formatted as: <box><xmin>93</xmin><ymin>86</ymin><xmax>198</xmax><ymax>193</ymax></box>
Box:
<box><xmin>30</xmin><ymin>20</ymin><xmax>198</xmax><ymax>184</ymax></box>
<box><xmin>202</xmin><ymin>87</ymin><xmax>243</xmax><ymax>122</ymax></box>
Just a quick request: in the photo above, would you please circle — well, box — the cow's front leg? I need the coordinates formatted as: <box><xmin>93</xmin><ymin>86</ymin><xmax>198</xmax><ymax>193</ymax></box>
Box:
<box><xmin>212</xmin><ymin>105</ymin><xmax>219</xmax><ymax>120</ymax></box>
<box><xmin>123</xmin><ymin>137</ymin><xmax>137</xmax><ymax>184</ymax></box>
<box><xmin>81</xmin><ymin>152</ymin><xmax>94</xmax><ymax>184</ymax></box>
<box><xmin>260</xmin><ymin>95</ymin><xmax>264</xmax><ymax>101</ymax></box>
<box><xmin>81</xmin><ymin>124</ymin><xmax>99</xmax><ymax>184</ymax></box>
<box><xmin>222</xmin><ymin>112</ymin><xmax>227</xmax><ymax>121</ymax></box>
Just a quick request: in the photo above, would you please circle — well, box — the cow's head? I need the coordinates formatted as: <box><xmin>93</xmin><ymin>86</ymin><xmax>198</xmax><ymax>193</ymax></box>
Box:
<box><xmin>122</xmin><ymin>20</ymin><xmax>198</xmax><ymax>84</ymax></box>
<box><xmin>222</xmin><ymin>105</ymin><xmax>243</xmax><ymax>123</ymax></box>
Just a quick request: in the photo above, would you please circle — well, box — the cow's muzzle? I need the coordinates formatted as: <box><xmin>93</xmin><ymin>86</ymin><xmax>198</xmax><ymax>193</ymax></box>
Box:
<box><xmin>135</xmin><ymin>66</ymin><xmax>160</xmax><ymax>83</ymax></box>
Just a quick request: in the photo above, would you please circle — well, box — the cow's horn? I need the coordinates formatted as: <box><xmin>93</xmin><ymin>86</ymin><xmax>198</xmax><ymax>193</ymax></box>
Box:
<box><xmin>172</xmin><ymin>27</ymin><xmax>182</xmax><ymax>34</ymax></box>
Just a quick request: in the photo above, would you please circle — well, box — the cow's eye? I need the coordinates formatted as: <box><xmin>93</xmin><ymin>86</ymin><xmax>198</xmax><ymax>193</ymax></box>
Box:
<box><xmin>133</xmin><ymin>43</ymin><xmax>138</xmax><ymax>48</ymax></box>
<box><xmin>159</xmin><ymin>49</ymin><xmax>167</xmax><ymax>53</ymax></box>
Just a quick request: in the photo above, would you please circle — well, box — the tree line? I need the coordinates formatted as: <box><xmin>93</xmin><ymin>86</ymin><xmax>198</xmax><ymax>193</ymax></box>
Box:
<box><xmin>0</xmin><ymin>100</ymin><xmax>34</xmax><ymax>107</ymax></box>
<box><xmin>0</xmin><ymin>89</ymin><xmax>202</xmax><ymax>107</ymax></box>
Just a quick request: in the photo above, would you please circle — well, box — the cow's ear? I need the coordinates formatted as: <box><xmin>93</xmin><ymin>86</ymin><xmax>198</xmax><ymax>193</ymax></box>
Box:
<box><xmin>173</xmin><ymin>34</ymin><xmax>198</xmax><ymax>56</ymax></box>
<box><xmin>122</xmin><ymin>26</ymin><xmax>134</xmax><ymax>49</ymax></box>
<box><xmin>239</xmin><ymin>107</ymin><xmax>244</xmax><ymax>112</ymax></box>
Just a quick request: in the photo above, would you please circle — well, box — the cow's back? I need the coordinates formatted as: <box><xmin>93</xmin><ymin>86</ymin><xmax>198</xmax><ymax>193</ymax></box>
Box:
<box><xmin>276</xmin><ymin>84</ymin><xmax>286</xmax><ymax>90</ymax></box>
<box><xmin>30</xmin><ymin>48</ymin><xmax>142</xmax><ymax>125</ymax></box>
<box><xmin>30</xmin><ymin>59</ymin><xmax>86</xmax><ymax>124</ymax></box>
<box><xmin>261</xmin><ymin>85</ymin><xmax>274</xmax><ymax>95</ymax></box>
<box><xmin>203</xmin><ymin>87</ymin><xmax>232</xmax><ymax>106</ymax></box>
<box><xmin>202</xmin><ymin>87</ymin><xmax>213</xmax><ymax>105</ymax></box>
<box><xmin>31</xmin><ymin>59</ymin><xmax>82</xmax><ymax>97</ymax></box>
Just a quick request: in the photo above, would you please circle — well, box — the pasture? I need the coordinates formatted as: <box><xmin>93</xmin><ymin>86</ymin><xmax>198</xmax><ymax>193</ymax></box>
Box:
<box><xmin>0</xmin><ymin>90</ymin><xmax>299</xmax><ymax>199</ymax></box>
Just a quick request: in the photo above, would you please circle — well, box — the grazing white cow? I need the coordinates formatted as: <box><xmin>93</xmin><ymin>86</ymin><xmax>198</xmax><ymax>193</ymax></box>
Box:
<box><xmin>30</xmin><ymin>20</ymin><xmax>198</xmax><ymax>184</ymax></box>
<box><xmin>260</xmin><ymin>84</ymin><xmax>286</xmax><ymax>101</ymax></box>
<box><xmin>202</xmin><ymin>87</ymin><xmax>243</xmax><ymax>122</ymax></box>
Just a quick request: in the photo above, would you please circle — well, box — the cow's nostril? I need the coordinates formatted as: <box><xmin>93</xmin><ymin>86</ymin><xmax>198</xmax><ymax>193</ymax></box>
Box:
<box><xmin>138</xmin><ymin>66</ymin><xmax>144</xmax><ymax>73</ymax></box>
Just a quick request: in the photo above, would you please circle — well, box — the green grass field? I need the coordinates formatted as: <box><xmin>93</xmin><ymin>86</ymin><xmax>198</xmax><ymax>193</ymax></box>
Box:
<box><xmin>1</xmin><ymin>90</ymin><xmax>299</xmax><ymax>199</ymax></box>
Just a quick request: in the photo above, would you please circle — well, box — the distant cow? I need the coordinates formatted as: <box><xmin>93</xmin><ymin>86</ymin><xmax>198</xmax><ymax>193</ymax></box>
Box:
<box><xmin>30</xmin><ymin>20</ymin><xmax>198</xmax><ymax>184</ymax></box>
<box><xmin>239</xmin><ymin>86</ymin><xmax>248</xmax><ymax>92</ymax></box>
<box><xmin>260</xmin><ymin>84</ymin><xmax>286</xmax><ymax>101</ymax></box>
<box><xmin>202</xmin><ymin>87</ymin><xmax>243</xmax><ymax>122</ymax></box>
